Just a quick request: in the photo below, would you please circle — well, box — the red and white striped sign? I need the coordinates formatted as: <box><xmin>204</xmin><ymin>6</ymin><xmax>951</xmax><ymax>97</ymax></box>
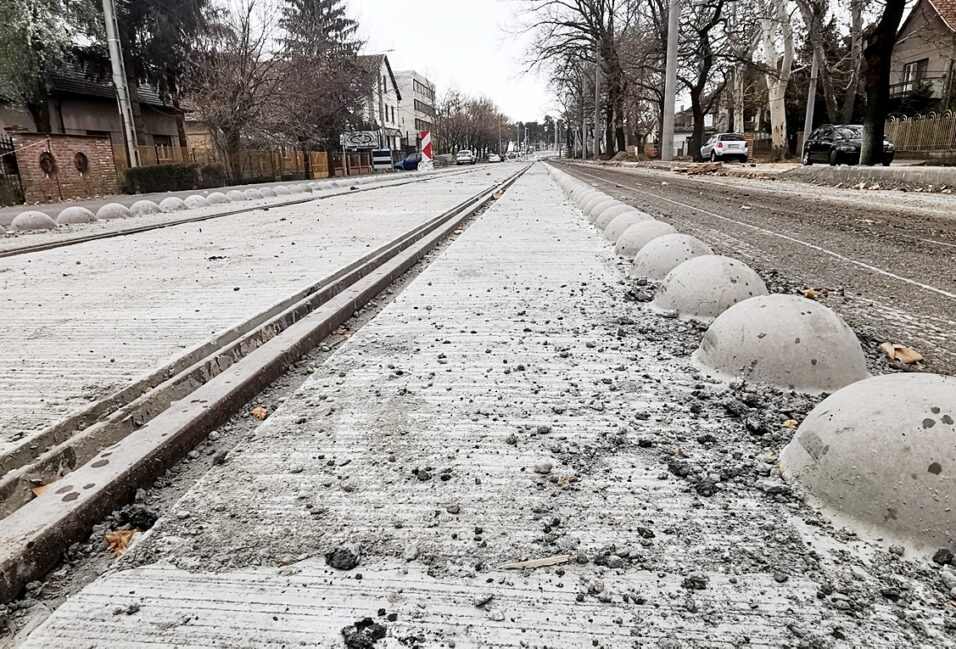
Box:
<box><xmin>420</xmin><ymin>131</ymin><xmax>432</xmax><ymax>162</ymax></box>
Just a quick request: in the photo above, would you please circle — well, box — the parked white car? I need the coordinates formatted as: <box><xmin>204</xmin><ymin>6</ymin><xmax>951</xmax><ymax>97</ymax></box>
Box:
<box><xmin>488</xmin><ymin>153</ymin><xmax>502</xmax><ymax>163</ymax></box>
<box><xmin>700</xmin><ymin>133</ymin><xmax>748</xmax><ymax>162</ymax></box>
<box><xmin>456</xmin><ymin>149</ymin><xmax>476</xmax><ymax>165</ymax></box>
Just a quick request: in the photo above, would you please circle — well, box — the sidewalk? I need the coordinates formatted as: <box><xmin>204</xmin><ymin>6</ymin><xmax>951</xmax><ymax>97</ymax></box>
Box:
<box><xmin>22</xmin><ymin>165</ymin><xmax>950</xmax><ymax>647</ymax></box>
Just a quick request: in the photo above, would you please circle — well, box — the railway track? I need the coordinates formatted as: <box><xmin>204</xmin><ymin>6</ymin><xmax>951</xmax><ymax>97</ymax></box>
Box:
<box><xmin>0</xmin><ymin>163</ymin><xmax>530</xmax><ymax>603</ymax></box>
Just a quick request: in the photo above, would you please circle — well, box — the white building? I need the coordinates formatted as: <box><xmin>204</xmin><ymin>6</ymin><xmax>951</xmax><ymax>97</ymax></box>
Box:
<box><xmin>357</xmin><ymin>54</ymin><xmax>403</xmax><ymax>152</ymax></box>
<box><xmin>394</xmin><ymin>70</ymin><xmax>436</xmax><ymax>151</ymax></box>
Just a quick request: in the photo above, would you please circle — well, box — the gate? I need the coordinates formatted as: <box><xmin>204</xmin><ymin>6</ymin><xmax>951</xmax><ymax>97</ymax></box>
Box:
<box><xmin>0</xmin><ymin>135</ymin><xmax>24</xmax><ymax>206</ymax></box>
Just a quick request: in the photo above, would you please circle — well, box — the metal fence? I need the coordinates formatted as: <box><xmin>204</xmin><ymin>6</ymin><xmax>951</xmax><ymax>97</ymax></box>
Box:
<box><xmin>885</xmin><ymin>111</ymin><xmax>956</xmax><ymax>153</ymax></box>
<box><xmin>0</xmin><ymin>135</ymin><xmax>23</xmax><ymax>206</ymax></box>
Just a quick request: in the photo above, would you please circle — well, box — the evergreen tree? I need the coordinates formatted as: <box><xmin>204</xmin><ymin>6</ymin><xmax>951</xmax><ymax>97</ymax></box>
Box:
<box><xmin>274</xmin><ymin>0</ymin><xmax>368</xmax><ymax>170</ymax></box>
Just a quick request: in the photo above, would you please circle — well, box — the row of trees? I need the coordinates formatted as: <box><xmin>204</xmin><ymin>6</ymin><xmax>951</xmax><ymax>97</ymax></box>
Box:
<box><xmin>524</xmin><ymin>0</ymin><xmax>909</xmax><ymax>164</ymax></box>
<box><xmin>0</xmin><ymin>0</ymin><xmax>388</xmax><ymax>181</ymax></box>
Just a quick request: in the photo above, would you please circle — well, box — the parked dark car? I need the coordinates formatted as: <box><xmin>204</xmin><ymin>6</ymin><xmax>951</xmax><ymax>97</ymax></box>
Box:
<box><xmin>394</xmin><ymin>153</ymin><xmax>422</xmax><ymax>171</ymax></box>
<box><xmin>802</xmin><ymin>125</ymin><xmax>895</xmax><ymax>166</ymax></box>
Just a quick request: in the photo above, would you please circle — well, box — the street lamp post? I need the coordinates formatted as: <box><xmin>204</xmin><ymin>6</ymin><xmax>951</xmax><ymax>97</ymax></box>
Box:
<box><xmin>102</xmin><ymin>0</ymin><xmax>139</xmax><ymax>168</ymax></box>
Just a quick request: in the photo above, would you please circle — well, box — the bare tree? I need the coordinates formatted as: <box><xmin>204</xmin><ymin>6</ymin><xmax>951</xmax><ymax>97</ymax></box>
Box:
<box><xmin>679</xmin><ymin>0</ymin><xmax>729</xmax><ymax>161</ymax></box>
<box><xmin>184</xmin><ymin>0</ymin><xmax>284</xmax><ymax>182</ymax></box>
<box><xmin>521</xmin><ymin>0</ymin><xmax>636</xmax><ymax>156</ymax></box>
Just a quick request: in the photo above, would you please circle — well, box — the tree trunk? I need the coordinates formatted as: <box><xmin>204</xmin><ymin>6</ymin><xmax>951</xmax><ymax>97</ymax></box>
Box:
<box><xmin>761</xmin><ymin>0</ymin><xmax>794</xmax><ymax>160</ymax></box>
<box><xmin>690</xmin><ymin>95</ymin><xmax>706</xmax><ymax>161</ymax></box>
<box><xmin>860</xmin><ymin>0</ymin><xmax>906</xmax><ymax>165</ymax></box>
<box><xmin>224</xmin><ymin>129</ymin><xmax>243</xmax><ymax>184</ymax></box>
<box><xmin>734</xmin><ymin>67</ymin><xmax>745</xmax><ymax>132</ymax></box>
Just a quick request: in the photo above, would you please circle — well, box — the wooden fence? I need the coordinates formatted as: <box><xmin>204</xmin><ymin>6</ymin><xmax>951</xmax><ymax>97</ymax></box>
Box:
<box><xmin>885</xmin><ymin>112</ymin><xmax>956</xmax><ymax>153</ymax></box>
<box><xmin>112</xmin><ymin>143</ymin><xmax>344</xmax><ymax>181</ymax></box>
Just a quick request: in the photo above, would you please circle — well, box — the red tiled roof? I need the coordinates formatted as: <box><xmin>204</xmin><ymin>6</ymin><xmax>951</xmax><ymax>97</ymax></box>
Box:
<box><xmin>929</xmin><ymin>0</ymin><xmax>956</xmax><ymax>31</ymax></box>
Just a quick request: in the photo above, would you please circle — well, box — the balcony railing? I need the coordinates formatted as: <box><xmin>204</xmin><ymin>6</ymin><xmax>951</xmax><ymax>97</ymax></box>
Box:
<box><xmin>889</xmin><ymin>76</ymin><xmax>945</xmax><ymax>98</ymax></box>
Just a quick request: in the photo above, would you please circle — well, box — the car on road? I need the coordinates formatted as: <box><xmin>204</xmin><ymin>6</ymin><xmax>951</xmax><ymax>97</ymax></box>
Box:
<box><xmin>394</xmin><ymin>153</ymin><xmax>422</xmax><ymax>171</ymax></box>
<box><xmin>802</xmin><ymin>124</ymin><xmax>895</xmax><ymax>166</ymax></box>
<box><xmin>701</xmin><ymin>133</ymin><xmax>748</xmax><ymax>162</ymax></box>
<box><xmin>456</xmin><ymin>150</ymin><xmax>477</xmax><ymax>165</ymax></box>
<box><xmin>488</xmin><ymin>153</ymin><xmax>502</xmax><ymax>163</ymax></box>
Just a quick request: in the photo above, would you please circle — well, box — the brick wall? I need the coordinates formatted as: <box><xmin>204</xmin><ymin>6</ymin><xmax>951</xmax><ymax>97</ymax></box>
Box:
<box><xmin>13</xmin><ymin>133</ymin><xmax>118</xmax><ymax>203</ymax></box>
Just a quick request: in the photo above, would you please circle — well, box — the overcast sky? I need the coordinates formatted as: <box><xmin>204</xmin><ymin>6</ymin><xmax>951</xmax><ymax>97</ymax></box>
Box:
<box><xmin>349</xmin><ymin>0</ymin><xmax>556</xmax><ymax>122</ymax></box>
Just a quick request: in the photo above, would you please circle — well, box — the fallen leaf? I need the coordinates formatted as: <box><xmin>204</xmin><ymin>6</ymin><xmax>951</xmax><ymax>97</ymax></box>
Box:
<box><xmin>250</xmin><ymin>407</ymin><xmax>269</xmax><ymax>420</ymax></box>
<box><xmin>501</xmin><ymin>554</ymin><xmax>571</xmax><ymax>570</ymax></box>
<box><xmin>31</xmin><ymin>483</ymin><xmax>54</xmax><ymax>497</ymax></box>
<box><xmin>804</xmin><ymin>288</ymin><xmax>817</xmax><ymax>300</ymax></box>
<box><xmin>105</xmin><ymin>529</ymin><xmax>137</xmax><ymax>557</ymax></box>
<box><xmin>879</xmin><ymin>342</ymin><xmax>924</xmax><ymax>365</ymax></box>
<box><xmin>783</xmin><ymin>419</ymin><xmax>798</xmax><ymax>429</ymax></box>
<box><xmin>492</xmin><ymin>190</ymin><xmax>503</xmax><ymax>199</ymax></box>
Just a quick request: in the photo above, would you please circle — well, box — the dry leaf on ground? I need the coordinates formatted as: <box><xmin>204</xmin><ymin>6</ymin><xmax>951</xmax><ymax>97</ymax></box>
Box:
<box><xmin>105</xmin><ymin>529</ymin><xmax>137</xmax><ymax>557</ymax></box>
<box><xmin>879</xmin><ymin>342</ymin><xmax>924</xmax><ymax>365</ymax></box>
<box><xmin>250</xmin><ymin>407</ymin><xmax>269</xmax><ymax>420</ymax></box>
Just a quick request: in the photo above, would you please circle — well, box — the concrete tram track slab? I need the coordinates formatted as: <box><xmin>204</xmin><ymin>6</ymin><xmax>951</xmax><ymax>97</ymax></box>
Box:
<box><xmin>0</xmin><ymin>166</ymin><xmax>516</xmax><ymax>467</ymax></box>
<box><xmin>20</xmin><ymin>164</ymin><xmax>953</xmax><ymax>647</ymax></box>
<box><xmin>559</xmin><ymin>162</ymin><xmax>956</xmax><ymax>376</ymax></box>
<box><xmin>0</xmin><ymin>167</ymin><xmax>478</xmax><ymax>258</ymax></box>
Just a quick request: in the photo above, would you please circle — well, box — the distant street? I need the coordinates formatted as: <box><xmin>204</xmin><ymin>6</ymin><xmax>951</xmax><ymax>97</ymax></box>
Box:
<box><xmin>562</xmin><ymin>162</ymin><xmax>956</xmax><ymax>374</ymax></box>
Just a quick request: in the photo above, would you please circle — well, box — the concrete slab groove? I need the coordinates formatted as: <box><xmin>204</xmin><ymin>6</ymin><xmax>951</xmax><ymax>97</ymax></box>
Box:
<box><xmin>21</xmin><ymin>165</ymin><xmax>953</xmax><ymax>647</ymax></box>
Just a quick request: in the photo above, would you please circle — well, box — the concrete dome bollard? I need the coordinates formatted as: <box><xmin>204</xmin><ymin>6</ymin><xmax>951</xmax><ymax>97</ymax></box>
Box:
<box><xmin>56</xmin><ymin>206</ymin><xmax>96</xmax><ymax>225</ymax></box>
<box><xmin>781</xmin><ymin>373</ymin><xmax>956</xmax><ymax>550</ymax></box>
<box><xmin>651</xmin><ymin>254</ymin><xmax>763</xmax><ymax>320</ymax></box>
<box><xmin>259</xmin><ymin>187</ymin><xmax>277</xmax><ymax>198</ymax></box>
<box><xmin>243</xmin><ymin>189</ymin><xmax>263</xmax><ymax>200</ymax></box>
<box><xmin>274</xmin><ymin>185</ymin><xmax>291</xmax><ymax>196</ymax></box>
<box><xmin>130</xmin><ymin>200</ymin><xmax>160</xmax><ymax>216</ymax></box>
<box><xmin>594</xmin><ymin>204</ymin><xmax>634</xmax><ymax>230</ymax></box>
<box><xmin>226</xmin><ymin>190</ymin><xmax>245</xmax><ymax>202</ymax></box>
<box><xmin>159</xmin><ymin>197</ymin><xmax>187</xmax><ymax>212</ymax></box>
<box><xmin>206</xmin><ymin>192</ymin><xmax>229</xmax><ymax>205</ymax></box>
<box><xmin>586</xmin><ymin>198</ymin><xmax>621</xmax><ymax>222</ymax></box>
<box><xmin>581</xmin><ymin>194</ymin><xmax>609</xmax><ymax>214</ymax></box>
<box><xmin>11</xmin><ymin>211</ymin><xmax>57</xmax><ymax>231</ymax></box>
<box><xmin>184</xmin><ymin>195</ymin><xmax>210</xmax><ymax>208</ymax></box>
<box><xmin>574</xmin><ymin>190</ymin><xmax>600</xmax><ymax>207</ymax></box>
<box><xmin>614</xmin><ymin>221</ymin><xmax>678</xmax><ymax>258</ymax></box>
<box><xmin>693</xmin><ymin>294</ymin><xmax>869</xmax><ymax>393</ymax></box>
<box><xmin>96</xmin><ymin>203</ymin><xmax>132</xmax><ymax>220</ymax></box>
<box><xmin>632</xmin><ymin>235</ymin><xmax>715</xmax><ymax>281</ymax></box>
<box><xmin>605</xmin><ymin>212</ymin><xmax>656</xmax><ymax>243</ymax></box>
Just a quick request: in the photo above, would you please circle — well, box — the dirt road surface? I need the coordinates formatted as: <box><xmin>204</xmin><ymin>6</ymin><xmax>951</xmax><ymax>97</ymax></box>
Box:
<box><xmin>560</xmin><ymin>162</ymin><xmax>956</xmax><ymax>376</ymax></box>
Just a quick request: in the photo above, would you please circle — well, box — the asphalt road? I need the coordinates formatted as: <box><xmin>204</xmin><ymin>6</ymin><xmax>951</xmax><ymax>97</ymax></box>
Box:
<box><xmin>560</xmin><ymin>162</ymin><xmax>956</xmax><ymax>376</ymax></box>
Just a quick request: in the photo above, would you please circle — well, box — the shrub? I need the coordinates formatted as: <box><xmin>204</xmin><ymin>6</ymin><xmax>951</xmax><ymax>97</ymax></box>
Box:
<box><xmin>121</xmin><ymin>162</ymin><xmax>228</xmax><ymax>194</ymax></box>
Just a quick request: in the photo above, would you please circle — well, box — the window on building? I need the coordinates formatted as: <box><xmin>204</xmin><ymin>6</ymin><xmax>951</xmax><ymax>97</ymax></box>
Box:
<box><xmin>901</xmin><ymin>59</ymin><xmax>929</xmax><ymax>93</ymax></box>
<box><xmin>153</xmin><ymin>134</ymin><xmax>173</xmax><ymax>147</ymax></box>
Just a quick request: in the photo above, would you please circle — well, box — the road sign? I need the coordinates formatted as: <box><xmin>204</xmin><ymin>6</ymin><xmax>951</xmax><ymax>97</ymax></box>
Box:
<box><xmin>340</xmin><ymin>131</ymin><xmax>379</xmax><ymax>149</ymax></box>
<box><xmin>420</xmin><ymin>131</ymin><xmax>432</xmax><ymax>162</ymax></box>
<box><xmin>371</xmin><ymin>149</ymin><xmax>392</xmax><ymax>170</ymax></box>
<box><xmin>419</xmin><ymin>131</ymin><xmax>434</xmax><ymax>171</ymax></box>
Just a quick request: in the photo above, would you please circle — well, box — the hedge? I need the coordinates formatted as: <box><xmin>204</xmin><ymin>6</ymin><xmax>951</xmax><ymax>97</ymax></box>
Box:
<box><xmin>121</xmin><ymin>162</ymin><xmax>228</xmax><ymax>194</ymax></box>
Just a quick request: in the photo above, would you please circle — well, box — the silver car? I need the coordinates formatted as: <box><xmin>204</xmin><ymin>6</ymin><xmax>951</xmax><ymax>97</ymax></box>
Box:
<box><xmin>701</xmin><ymin>133</ymin><xmax>748</xmax><ymax>162</ymax></box>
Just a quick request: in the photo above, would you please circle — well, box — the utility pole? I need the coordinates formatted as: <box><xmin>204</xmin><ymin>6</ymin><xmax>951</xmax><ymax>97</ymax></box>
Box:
<box><xmin>593</xmin><ymin>40</ymin><xmax>602</xmax><ymax>161</ymax></box>
<box><xmin>102</xmin><ymin>0</ymin><xmax>139</xmax><ymax>168</ymax></box>
<box><xmin>661</xmin><ymin>0</ymin><xmax>679</xmax><ymax>162</ymax></box>
<box><xmin>803</xmin><ymin>49</ymin><xmax>819</xmax><ymax>151</ymax></box>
